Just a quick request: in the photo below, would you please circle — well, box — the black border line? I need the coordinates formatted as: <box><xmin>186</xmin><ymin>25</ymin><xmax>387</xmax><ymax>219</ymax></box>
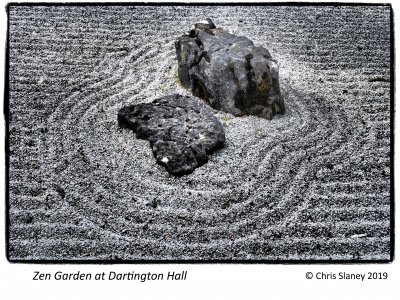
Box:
<box><xmin>7</xmin><ymin>1</ymin><xmax>392</xmax><ymax>7</ymax></box>
<box><xmin>389</xmin><ymin>3</ymin><xmax>395</xmax><ymax>262</ymax></box>
<box><xmin>4</xmin><ymin>2</ymin><xmax>394</xmax><ymax>7</ymax></box>
<box><xmin>4</xmin><ymin>2</ymin><xmax>395</xmax><ymax>265</ymax></box>
<box><xmin>4</xmin><ymin>3</ymin><xmax>11</xmax><ymax>264</ymax></box>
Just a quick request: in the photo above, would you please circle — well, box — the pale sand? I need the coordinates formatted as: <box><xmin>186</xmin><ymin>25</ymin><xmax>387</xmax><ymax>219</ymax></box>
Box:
<box><xmin>7</xmin><ymin>5</ymin><xmax>391</xmax><ymax>260</ymax></box>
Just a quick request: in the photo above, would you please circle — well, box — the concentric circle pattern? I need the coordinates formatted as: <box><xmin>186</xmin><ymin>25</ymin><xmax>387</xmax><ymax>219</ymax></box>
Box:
<box><xmin>8</xmin><ymin>6</ymin><xmax>391</xmax><ymax>260</ymax></box>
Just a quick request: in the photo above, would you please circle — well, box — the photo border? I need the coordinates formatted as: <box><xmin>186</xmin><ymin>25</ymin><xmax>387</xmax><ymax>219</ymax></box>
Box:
<box><xmin>4</xmin><ymin>1</ymin><xmax>395</xmax><ymax>264</ymax></box>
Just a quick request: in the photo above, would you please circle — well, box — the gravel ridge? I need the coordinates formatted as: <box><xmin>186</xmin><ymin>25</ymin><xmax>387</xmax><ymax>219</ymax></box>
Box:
<box><xmin>7</xmin><ymin>5</ymin><xmax>391</xmax><ymax>260</ymax></box>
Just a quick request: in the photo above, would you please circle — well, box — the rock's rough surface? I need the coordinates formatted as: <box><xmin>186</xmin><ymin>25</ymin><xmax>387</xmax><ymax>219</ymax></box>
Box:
<box><xmin>118</xmin><ymin>94</ymin><xmax>225</xmax><ymax>176</ymax></box>
<box><xmin>175</xmin><ymin>19</ymin><xmax>285</xmax><ymax>120</ymax></box>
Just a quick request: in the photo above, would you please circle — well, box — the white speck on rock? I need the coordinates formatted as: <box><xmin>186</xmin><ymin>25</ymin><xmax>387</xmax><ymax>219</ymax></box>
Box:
<box><xmin>161</xmin><ymin>157</ymin><xmax>169</xmax><ymax>163</ymax></box>
<box><xmin>198</xmin><ymin>133</ymin><xmax>207</xmax><ymax>140</ymax></box>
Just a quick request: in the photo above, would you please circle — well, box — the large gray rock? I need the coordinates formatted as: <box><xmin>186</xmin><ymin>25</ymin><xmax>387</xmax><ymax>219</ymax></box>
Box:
<box><xmin>118</xmin><ymin>94</ymin><xmax>225</xmax><ymax>176</ymax></box>
<box><xmin>175</xmin><ymin>19</ymin><xmax>285</xmax><ymax>120</ymax></box>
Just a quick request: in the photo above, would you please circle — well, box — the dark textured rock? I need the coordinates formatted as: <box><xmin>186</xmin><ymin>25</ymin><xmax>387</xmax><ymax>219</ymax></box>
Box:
<box><xmin>175</xmin><ymin>19</ymin><xmax>285</xmax><ymax>120</ymax></box>
<box><xmin>118</xmin><ymin>94</ymin><xmax>225</xmax><ymax>176</ymax></box>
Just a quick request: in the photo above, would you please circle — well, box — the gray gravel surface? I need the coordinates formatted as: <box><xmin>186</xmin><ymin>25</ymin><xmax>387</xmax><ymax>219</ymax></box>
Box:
<box><xmin>7</xmin><ymin>5</ymin><xmax>392</xmax><ymax>260</ymax></box>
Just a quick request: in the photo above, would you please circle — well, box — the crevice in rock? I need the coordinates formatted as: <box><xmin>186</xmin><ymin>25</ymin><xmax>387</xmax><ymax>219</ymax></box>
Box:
<box><xmin>190</xmin><ymin>75</ymin><xmax>212</xmax><ymax>103</ymax></box>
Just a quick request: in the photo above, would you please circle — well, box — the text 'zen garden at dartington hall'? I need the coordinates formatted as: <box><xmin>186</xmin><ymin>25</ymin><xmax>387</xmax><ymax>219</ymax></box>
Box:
<box><xmin>33</xmin><ymin>270</ymin><xmax>187</xmax><ymax>282</ymax></box>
